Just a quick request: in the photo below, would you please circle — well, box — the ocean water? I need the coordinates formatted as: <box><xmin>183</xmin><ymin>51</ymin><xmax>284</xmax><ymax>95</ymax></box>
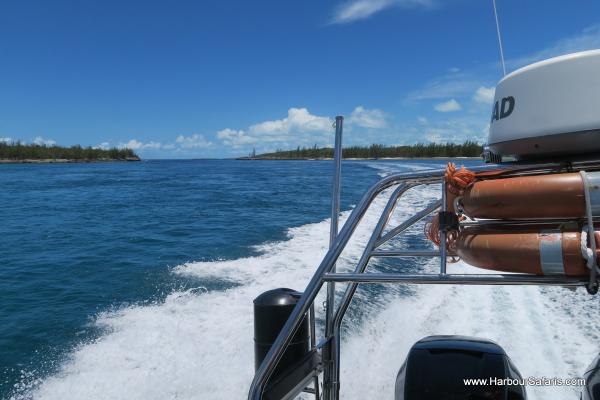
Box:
<box><xmin>1</xmin><ymin>159</ymin><xmax>599</xmax><ymax>400</ymax></box>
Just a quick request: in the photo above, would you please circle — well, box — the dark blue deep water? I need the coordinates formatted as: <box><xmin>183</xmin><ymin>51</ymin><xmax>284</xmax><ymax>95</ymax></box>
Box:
<box><xmin>0</xmin><ymin>159</ymin><xmax>479</xmax><ymax>398</ymax></box>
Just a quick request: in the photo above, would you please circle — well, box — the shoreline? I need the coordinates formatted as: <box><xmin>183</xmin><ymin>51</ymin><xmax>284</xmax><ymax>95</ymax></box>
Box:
<box><xmin>235</xmin><ymin>156</ymin><xmax>482</xmax><ymax>161</ymax></box>
<box><xmin>0</xmin><ymin>157</ymin><xmax>141</xmax><ymax>164</ymax></box>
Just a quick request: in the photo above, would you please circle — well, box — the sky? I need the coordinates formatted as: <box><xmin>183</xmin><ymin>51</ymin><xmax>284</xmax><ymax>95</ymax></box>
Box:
<box><xmin>1</xmin><ymin>0</ymin><xmax>600</xmax><ymax>158</ymax></box>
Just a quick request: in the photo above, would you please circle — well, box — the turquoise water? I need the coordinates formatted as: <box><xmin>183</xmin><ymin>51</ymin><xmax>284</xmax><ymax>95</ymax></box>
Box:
<box><xmin>2</xmin><ymin>159</ymin><xmax>597</xmax><ymax>400</ymax></box>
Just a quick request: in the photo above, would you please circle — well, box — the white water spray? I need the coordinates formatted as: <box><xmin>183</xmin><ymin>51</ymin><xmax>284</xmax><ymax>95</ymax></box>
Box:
<box><xmin>22</xmin><ymin>163</ymin><xmax>600</xmax><ymax>400</ymax></box>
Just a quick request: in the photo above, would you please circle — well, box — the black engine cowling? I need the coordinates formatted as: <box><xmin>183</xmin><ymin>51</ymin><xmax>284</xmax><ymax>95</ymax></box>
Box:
<box><xmin>582</xmin><ymin>355</ymin><xmax>600</xmax><ymax>400</ymax></box>
<box><xmin>395</xmin><ymin>336</ymin><xmax>526</xmax><ymax>400</ymax></box>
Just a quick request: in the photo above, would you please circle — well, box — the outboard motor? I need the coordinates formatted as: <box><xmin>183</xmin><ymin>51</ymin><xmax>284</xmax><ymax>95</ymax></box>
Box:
<box><xmin>582</xmin><ymin>354</ymin><xmax>600</xmax><ymax>399</ymax></box>
<box><xmin>395</xmin><ymin>336</ymin><xmax>526</xmax><ymax>400</ymax></box>
<box><xmin>253</xmin><ymin>288</ymin><xmax>310</xmax><ymax>399</ymax></box>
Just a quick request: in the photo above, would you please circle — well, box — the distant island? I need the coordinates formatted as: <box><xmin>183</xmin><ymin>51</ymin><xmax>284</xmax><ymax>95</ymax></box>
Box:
<box><xmin>238</xmin><ymin>141</ymin><xmax>483</xmax><ymax>160</ymax></box>
<box><xmin>0</xmin><ymin>142</ymin><xmax>140</xmax><ymax>163</ymax></box>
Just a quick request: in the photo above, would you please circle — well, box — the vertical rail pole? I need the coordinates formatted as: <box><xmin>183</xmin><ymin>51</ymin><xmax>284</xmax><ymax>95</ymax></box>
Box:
<box><xmin>331</xmin><ymin>184</ymin><xmax>410</xmax><ymax>400</ymax></box>
<box><xmin>309</xmin><ymin>304</ymin><xmax>320</xmax><ymax>399</ymax></box>
<box><xmin>330</xmin><ymin>116</ymin><xmax>344</xmax><ymax>246</ymax></box>
<box><xmin>440</xmin><ymin>177</ymin><xmax>448</xmax><ymax>274</ymax></box>
<box><xmin>324</xmin><ymin>116</ymin><xmax>343</xmax><ymax>400</ymax></box>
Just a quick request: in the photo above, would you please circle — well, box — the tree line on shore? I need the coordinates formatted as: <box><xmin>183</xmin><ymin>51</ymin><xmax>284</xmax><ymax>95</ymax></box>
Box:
<box><xmin>0</xmin><ymin>142</ymin><xmax>138</xmax><ymax>161</ymax></box>
<box><xmin>254</xmin><ymin>141</ymin><xmax>483</xmax><ymax>159</ymax></box>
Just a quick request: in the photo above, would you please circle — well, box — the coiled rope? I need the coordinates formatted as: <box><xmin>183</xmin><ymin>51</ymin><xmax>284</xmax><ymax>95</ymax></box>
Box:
<box><xmin>444</xmin><ymin>162</ymin><xmax>477</xmax><ymax>196</ymax></box>
<box><xmin>424</xmin><ymin>163</ymin><xmax>476</xmax><ymax>259</ymax></box>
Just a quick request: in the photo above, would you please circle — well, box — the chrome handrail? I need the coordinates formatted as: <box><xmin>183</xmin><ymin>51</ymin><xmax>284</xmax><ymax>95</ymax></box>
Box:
<box><xmin>322</xmin><ymin>273</ymin><xmax>588</xmax><ymax>285</ymax></box>
<box><xmin>323</xmin><ymin>117</ymin><xmax>344</xmax><ymax>394</ymax></box>
<box><xmin>248</xmin><ymin>161</ymin><xmax>599</xmax><ymax>400</ymax></box>
<box><xmin>328</xmin><ymin>183</ymin><xmax>412</xmax><ymax>399</ymax></box>
<box><xmin>248</xmin><ymin>170</ymin><xmax>441</xmax><ymax>400</ymax></box>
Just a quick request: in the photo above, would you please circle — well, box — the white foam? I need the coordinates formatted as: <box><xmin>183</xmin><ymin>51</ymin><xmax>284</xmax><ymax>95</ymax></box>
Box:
<box><xmin>339</xmin><ymin>263</ymin><xmax>597</xmax><ymax>399</ymax></box>
<box><xmin>25</xmin><ymin>189</ymin><xmax>396</xmax><ymax>400</ymax></box>
<box><xmin>23</xmin><ymin>183</ymin><xmax>600</xmax><ymax>400</ymax></box>
<box><xmin>365</xmin><ymin>161</ymin><xmax>445</xmax><ymax>177</ymax></box>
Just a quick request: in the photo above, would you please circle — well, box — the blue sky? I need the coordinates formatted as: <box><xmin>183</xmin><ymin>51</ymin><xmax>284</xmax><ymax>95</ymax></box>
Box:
<box><xmin>1</xmin><ymin>0</ymin><xmax>600</xmax><ymax>158</ymax></box>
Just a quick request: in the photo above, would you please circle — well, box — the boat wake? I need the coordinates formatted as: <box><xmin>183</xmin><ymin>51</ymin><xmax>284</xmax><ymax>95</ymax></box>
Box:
<box><xmin>18</xmin><ymin>165</ymin><xmax>600</xmax><ymax>400</ymax></box>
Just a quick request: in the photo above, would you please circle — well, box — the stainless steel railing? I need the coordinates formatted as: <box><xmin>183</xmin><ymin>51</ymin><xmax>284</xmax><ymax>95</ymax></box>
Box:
<box><xmin>248</xmin><ymin>159</ymin><xmax>600</xmax><ymax>400</ymax></box>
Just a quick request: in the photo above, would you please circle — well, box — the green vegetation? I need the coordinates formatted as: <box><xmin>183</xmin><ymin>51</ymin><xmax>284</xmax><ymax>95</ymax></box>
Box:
<box><xmin>250</xmin><ymin>141</ymin><xmax>483</xmax><ymax>159</ymax></box>
<box><xmin>0</xmin><ymin>142</ymin><xmax>139</xmax><ymax>162</ymax></box>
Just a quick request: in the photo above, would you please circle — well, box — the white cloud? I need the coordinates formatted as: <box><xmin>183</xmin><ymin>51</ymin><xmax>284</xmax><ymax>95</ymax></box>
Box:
<box><xmin>33</xmin><ymin>136</ymin><xmax>57</xmax><ymax>146</ymax></box>
<box><xmin>123</xmin><ymin>140</ymin><xmax>142</xmax><ymax>149</ymax></box>
<box><xmin>407</xmin><ymin>72</ymin><xmax>484</xmax><ymax>101</ymax></box>
<box><xmin>118</xmin><ymin>139</ymin><xmax>163</xmax><ymax>150</ymax></box>
<box><xmin>508</xmin><ymin>25</ymin><xmax>600</xmax><ymax>70</ymax></box>
<box><xmin>407</xmin><ymin>115</ymin><xmax>488</xmax><ymax>144</ymax></box>
<box><xmin>175</xmin><ymin>134</ymin><xmax>212</xmax><ymax>149</ymax></box>
<box><xmin>217</xmin><ymin>129</ymin><xmax>256</xmax><ymax>148</ymax></box>
<box><xmin>407</xmin><ymin>25</ymin><xmax>600</xmax><ymax>109</ymax></box>
<box><xmin>249</xmin><ymin>108</ymin><xmax>331</xmax><ymax>135</ymax></box>
<box><xmin>216</xmin><ymin>128</ymin><xmax>237</xmax><ymax>140</ymax></box>
<box><xmin>331</xmin><ymin>0</ymin><xmax>434</xmax><ymax>24</ymax></box>
<box><xmin>425</xmin><ymin>132</ymin><xmax>442</xmax><ymax>143</ymax></box>
<box><xmin>216</xmin><ymin>107</ymin><xmax>334</xmax><ymax>151</ymax></box>
<box><xmin>434</xmin><ymin>99</ymin><xmax>461</xmax><ymax>112</ymax></box>
<box><xmin>0</xmin><ymin>137</ymin><xmax>13</xmax><ymax>143</ymax></box>
<box><xmin>111</xmin><ymin>135</ymin><xmax>212</xmax><ymax>153</ymax></box>
<box><xmin>347</xmin><ymin>106</ymin><xmax>387</xmax><ymax>129</ymax></box>
<box><xmin>94</xmin><ymin>142</ymin><xmax>111</xmax><ymax>150</ymax></box>
<box><xmin>473</xmin><ymin>86</ymin><xmax>495</xmax><ymax>104</ymax></box>
<box><xmin>144</xmin><ymin>141</ymin><xmax>163</xmax><ymax>149</ymax></box>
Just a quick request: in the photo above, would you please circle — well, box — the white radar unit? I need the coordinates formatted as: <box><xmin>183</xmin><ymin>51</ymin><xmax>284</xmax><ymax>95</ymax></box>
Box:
<box><xmin>485</xmin><ymin>49</ymin><xmax>600</xmax><ymax>163</ymax></box>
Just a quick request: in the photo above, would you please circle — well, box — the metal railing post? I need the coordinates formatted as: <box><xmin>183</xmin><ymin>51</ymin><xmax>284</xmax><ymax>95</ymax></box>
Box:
<box><xmin>309</xmin><ymin>304</ymin><xmax>320</xmax><ymax>399</ymax></box>
<box><xmin>249</xmin><ymin>170</ymin><xmax>444</xmax><ymax>400</ymax></box>
<box><xmin>248</xmin><ymin>161</ymin><xmax>600</xmax><ymax>400</ymax></box>
<box><xmin>330</xmin><ymin>184</ymin><xmax>409</xmax><ymax>400</ymax></box>
<box><xmin>440</xmin><ymin>177</ymin><xmax>448</xmax><ymax>274</ymax></box>
<box><xmin>330</xmin><ymin>117</ymin><xmax>344</xmax><ymax>244</ymax></box>
<box><xmin>374</xmin><ymin>200</ymin><xmax>441</xmax><ymax>248</ymax></box>
<box><xmin>324</xmin><ymin>116</ymin><xmax>344</xmax><ymax>400</ymax></box>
